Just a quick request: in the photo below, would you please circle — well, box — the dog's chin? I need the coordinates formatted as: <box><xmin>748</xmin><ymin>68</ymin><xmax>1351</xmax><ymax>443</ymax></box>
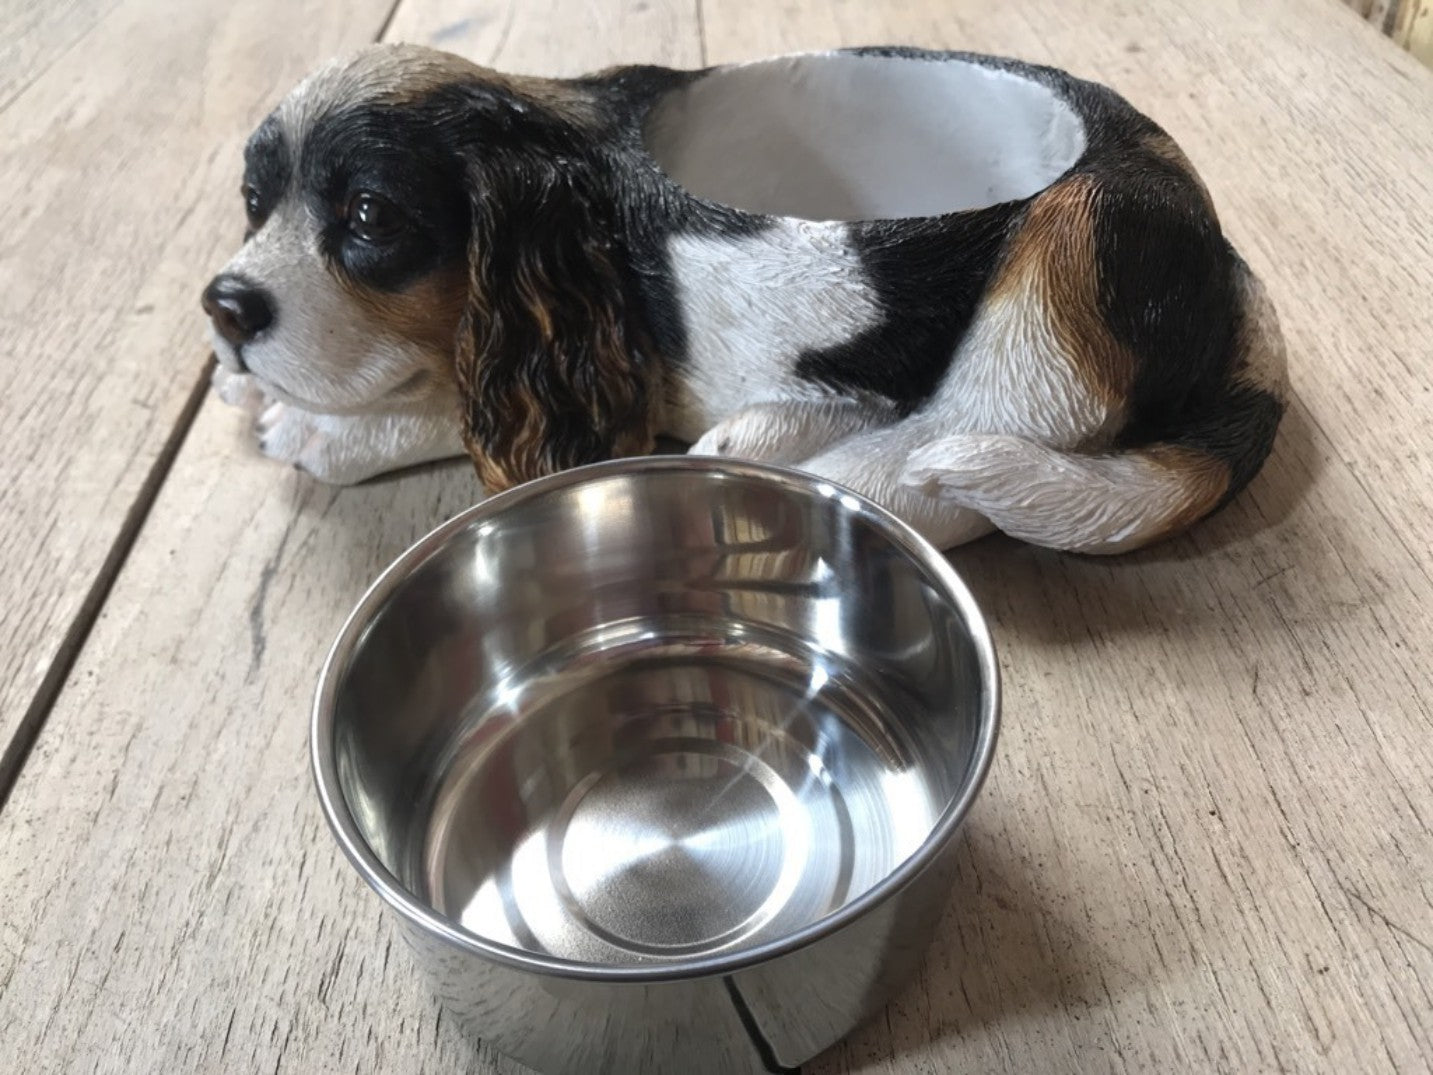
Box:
<box><xmin>244</xmin><ymin>379</ymin><xmax>391</xmax><ymax>417</ymax></box>
<box><xmin>237</xmin><ymin>353</ymin><xmax>447</xmax><ymax>418</ymax></box>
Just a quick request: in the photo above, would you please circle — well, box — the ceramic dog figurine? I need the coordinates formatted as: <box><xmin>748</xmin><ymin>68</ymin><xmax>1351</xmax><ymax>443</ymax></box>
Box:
<box><xmin>202</xmin><ymin>44</ymin><xmax>1286</xmax><ymax>553</ymax></box>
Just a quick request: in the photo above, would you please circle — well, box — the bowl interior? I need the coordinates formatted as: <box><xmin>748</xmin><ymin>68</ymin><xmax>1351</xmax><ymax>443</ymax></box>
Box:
<box><xmin>643</xmin><ymin>51</ymin><xmax>1086</xmax><ymax>221</ymax></box>
<box><xmin>323</xmin><ymin>463</ymin><xmax>994</xmax><ymax>968</ymax></box>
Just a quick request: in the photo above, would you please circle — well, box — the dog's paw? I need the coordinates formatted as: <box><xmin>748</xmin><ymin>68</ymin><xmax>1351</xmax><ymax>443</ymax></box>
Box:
<box><xmin>688</xmin><ymin>424</ymin><xmax>739</xmax><ymax>458</ymax></box>
<box><xmin>259</xmin><ymin>407</ymin><xmax>398</xmax><ymax>485</ymax></box>
<box><xmin>256</xmin><ymin>401</ymin><xmax>322</xmax><ymax>467</ymax></box>
<box><xmin>690</xmin><ymin>400</ymin><xmax>885</xmax><ymax>465</ymax></box>
<box><xmin>689</xmin><ymin>409</ymin><xmax>798</xmax><ymax>463</ymax></box>
<box><xmin>211</xmin><ymin>365</ymin><xmax>268</xmax><ymax>415</ymax></box>
<box><xmin>252</xmin><ymin>405</ymin><xmax>458</xmax><ymax>485</ymax></box>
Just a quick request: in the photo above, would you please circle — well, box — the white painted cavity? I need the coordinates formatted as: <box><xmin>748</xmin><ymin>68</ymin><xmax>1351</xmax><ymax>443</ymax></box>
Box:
<box><xmin>645</xmin><ymin>52</ymin><xmax>1086</xmax><ymax>221</ymax></box>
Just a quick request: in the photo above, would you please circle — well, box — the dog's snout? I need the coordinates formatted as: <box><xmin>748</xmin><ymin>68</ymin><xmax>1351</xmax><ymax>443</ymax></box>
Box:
<box><xmin>202</xmin><ymin>274</ymin><xmax>275</xmax><ymax>349</ymax></box>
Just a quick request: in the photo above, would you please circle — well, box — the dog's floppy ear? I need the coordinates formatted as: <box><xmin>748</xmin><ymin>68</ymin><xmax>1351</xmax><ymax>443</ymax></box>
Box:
<box><xmin>455</xmin><ymin>138</ymin><xmax>659</xmax><ymax>492</ymax></box>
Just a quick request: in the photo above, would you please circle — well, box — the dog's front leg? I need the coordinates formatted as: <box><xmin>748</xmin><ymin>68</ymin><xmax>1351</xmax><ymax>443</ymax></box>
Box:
<box><xmin>256</xmin><ymin>403</ymin><xmax>465</xmax><ymax>485</ymax></box>
<box><xmin>798</xmin><ymin>424</ymin><xmax>997</xmax><ymax>550</ymax></box>
<box><xmin>688</xmin><ymin>398</ymin><xmax>888</xmax><ymax>465</ymax></box>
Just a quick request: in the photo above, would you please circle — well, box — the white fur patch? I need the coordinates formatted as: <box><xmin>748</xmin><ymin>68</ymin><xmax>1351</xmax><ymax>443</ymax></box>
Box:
<box><xmin>904</xmin><ymin>434</ymin><xmax>1205</xmax><ymax>554</ymax></box>
<box><xmin>799</xmin><ymin>424</ymin><xmax>996</xmax><ymax>550</ymax></box>
<box><xmin>664</xmin><ymin>219</ymin><xmax>880</xmax><ymax>440</ymax></box>
<box><xmin>927</xmin><ymin>289</ymin><xmax>1122</xmax><ymax>449</ymax></box>
<box><xmin>688</xmin><ymin>398</ymin><xmax>888</xmax><ymax>464</ymax></box>
<box><xmin>256</xmin><ymin>400</ymin><xmax>464</xmax><ymax>484</ymax></box>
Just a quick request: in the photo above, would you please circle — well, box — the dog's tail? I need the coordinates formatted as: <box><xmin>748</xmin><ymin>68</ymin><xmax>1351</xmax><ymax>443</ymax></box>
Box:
<box><xmin>902</xmin><ymin>261</ymin><xmax>1288</xmax><ymax>555</ymax></box>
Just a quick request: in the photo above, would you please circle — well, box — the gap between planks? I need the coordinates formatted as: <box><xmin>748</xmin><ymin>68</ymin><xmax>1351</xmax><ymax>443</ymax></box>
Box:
<box><xmin>0</xmin><ymin>4</ymin><xmax>412</xmax><ymax>816</ymax></box>
<box><xmin>0</xmin><ymin>361</ymin><xmax>212</xmax><ymax>811</ymax></box>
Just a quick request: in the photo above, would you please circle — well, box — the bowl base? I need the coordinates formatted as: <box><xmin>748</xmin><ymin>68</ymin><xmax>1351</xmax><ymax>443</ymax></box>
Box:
<box><xmin>415</xmin><ymin>621</ymin><xmax>939</xmax><ymax>965</ymax></box>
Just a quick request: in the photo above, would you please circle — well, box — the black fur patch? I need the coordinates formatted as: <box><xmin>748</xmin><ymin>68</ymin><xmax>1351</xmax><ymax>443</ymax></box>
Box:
<box><xmin>242</xmin><ymin>115</ymin><xmax>292</xmax><ymax>230</ymax></box>
<box><xmin>1089</xmin><ymin>157</ymin><xmax>1269</xmax><ymax>505</ymax></box>
<box><xmin>1180</xmin><ymin>382</ymin><xmax>1284</xmax><ymax>507</ymax></box>
<box><xmin>1091</xmin><ymin>168</ymin><xmax>1280</xmax><ymax>505</ymax></box>
<box><xmin>300</xmin><ymin>102</ymin><xmax>472</xmax><ymax>292</ymax></box>
<box><xmin>1093</xmin><ymin>165</ymin><xmax>1236</xmax><ymax>427</ymax></box>
<box><xmin>794</xmin><ymin>207</ymin><xmax>1021</xmax><ymax>410</ymax></box>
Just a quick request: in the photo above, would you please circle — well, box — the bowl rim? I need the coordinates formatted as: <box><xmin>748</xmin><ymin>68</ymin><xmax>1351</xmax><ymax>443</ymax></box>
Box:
<box><xmin>311</xmin><ymin>455</ymin><xmax>1000</xmax><ymax>983</ymax></box>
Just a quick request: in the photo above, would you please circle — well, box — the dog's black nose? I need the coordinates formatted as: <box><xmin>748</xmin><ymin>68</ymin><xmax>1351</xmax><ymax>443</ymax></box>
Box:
<box><xmin>202</xmin><ymin>274</ymin><xmax>274</xmax><ymax>348</ymax></box>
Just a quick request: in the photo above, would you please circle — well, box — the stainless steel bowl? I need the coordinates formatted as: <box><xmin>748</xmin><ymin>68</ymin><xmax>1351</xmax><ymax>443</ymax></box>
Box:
<box><xmin>312</xmin><ymin>457</ymin><xmax>998</xmax><ymax>1074</ymax></box>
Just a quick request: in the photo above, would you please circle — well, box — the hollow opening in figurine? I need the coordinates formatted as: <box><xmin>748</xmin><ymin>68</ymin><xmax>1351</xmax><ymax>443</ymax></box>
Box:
<box><xmin>644</xmin><ymin>52</ymin><xmax>1087</xmax><ymax>221</ymax></box>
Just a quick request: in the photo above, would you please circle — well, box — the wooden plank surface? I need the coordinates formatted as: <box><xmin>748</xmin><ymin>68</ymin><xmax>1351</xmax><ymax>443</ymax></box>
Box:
<box><xmin>0</xmin><ymin>0</ymin><xmax>119</xmax><ymax>112</ymax></box>
<box><xmin>0</xmin><ymin>0</ymin><xmax>403</xmax><ymax>779</ymax></box>
<box><xmin>2</xmin><ymin>0</ymin><xmax>1432</xmax><ymax>1072</ymax></box>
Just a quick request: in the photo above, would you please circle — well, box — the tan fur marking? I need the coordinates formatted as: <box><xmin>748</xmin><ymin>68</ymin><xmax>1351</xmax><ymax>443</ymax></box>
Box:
<box><xmin>454</xmin><ymin>243</ymin><xmax>660</xmax><ymax>493</ymax></box>
<box><xmin>461</xmin><ymin>376</ymin><xmax>552</xmax><ymax>493</ymax></box>
<box><xmin>338</xmin><ymin>266</ymin><xmax>467</xmax><ymax>361</ymax></box>
<box><xmin>992</xmin><ymin>175</ymin><xmax>1138</xmax><ymax>416</ymax></box>
<box><xmin>382</xmin><ymin>66</ymin><xmax>598</xmax><ymax>126</ymax></box>
<box><xmin>1145</xmin><ymin>444</ymin><xmax>1233</xmax><ymax>536</ymax></box>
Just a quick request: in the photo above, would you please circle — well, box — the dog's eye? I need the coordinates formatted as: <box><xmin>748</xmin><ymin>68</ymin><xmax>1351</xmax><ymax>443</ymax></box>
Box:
<box><xmin>346</xmin><ymin>192</ymin><xmax>406</xmax><ymax>244</ymax></box>
<box><xmin>242</xmin><ymin>183</ymin><xmax>264</xmax><ymax>226</ymax></box>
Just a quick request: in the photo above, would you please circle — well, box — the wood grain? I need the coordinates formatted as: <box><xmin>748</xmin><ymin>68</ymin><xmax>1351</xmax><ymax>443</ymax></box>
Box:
<box><xmin>1</xmin><ymin>0</ymin><xmax>1431</xmax><ymax>1073</ymax></box>
<box><xmin>383</xmin><ymin>0</ymin><xmax>702</xmax><ymax>74</ymax></box>
<box><xmin>0</xmin><ymin>0</ymin><xmax>403</xmax><ymax>774</ymax></box>
<box><xmin>0</xmin><ymin>0</ymin><xmax>119</xmax><ymax>113</ymax></box>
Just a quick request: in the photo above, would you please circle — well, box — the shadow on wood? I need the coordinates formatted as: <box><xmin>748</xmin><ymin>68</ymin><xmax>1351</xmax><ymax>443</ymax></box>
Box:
<box><xmin>808</xmin><ymin>821</ymin><xmax>1135</xmax><ymax>1073</ymax></box>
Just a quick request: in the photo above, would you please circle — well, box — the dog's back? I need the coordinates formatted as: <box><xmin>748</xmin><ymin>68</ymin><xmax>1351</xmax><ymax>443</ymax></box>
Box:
<box><xmin>652</xmin><ymin>52</ymin><xmax>1288</xmax><ymax>552</ymax></box>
